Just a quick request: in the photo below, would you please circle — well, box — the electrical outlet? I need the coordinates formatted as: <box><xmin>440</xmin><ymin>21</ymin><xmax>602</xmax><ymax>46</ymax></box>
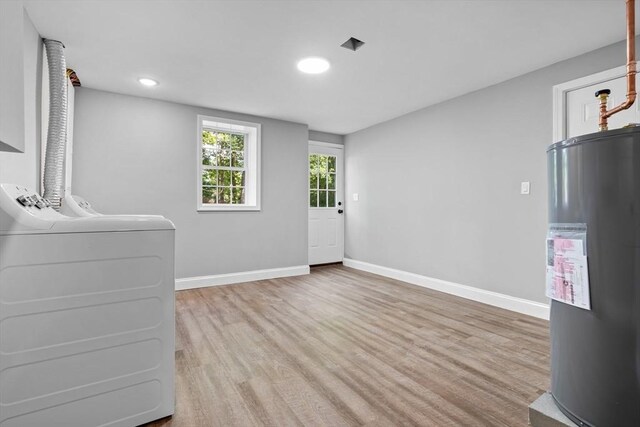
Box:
<box><xmin>353</xmin><ymin>193</ymin><xmax>359</xmax><ymax>201</ymax></box>
<box><xmin>521</xmin><ymin>181</ymin><xmax>531</xmax><ymax>195</ymax></box>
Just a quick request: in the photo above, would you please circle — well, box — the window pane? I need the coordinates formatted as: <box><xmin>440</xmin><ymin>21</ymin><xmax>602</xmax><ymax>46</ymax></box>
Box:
<box><xmin>232</xmin><ymin>187</ymin><xmax>245</xmax><ymax>204</ymax></box>
<box><xmin>202</xmin><ymin>130</ymin><xmax>217</xmax><ymax>146</ymax></box>
<box><xmin>319</xmin><ymin>173</ymin><xmax>327</xmax><ymax>189</ymax></box>
<box><xmin>309</xmin><ymin>190</ymin><xmax>317</xmax><ymax>207</ymax></box>
<box><xmin>219</xmin><ymin>133</ymin><xmax>230</xmax><ymax>150</ymax></box>
<box><xmin>328</xmin><ymin>156</ymin><xmax>336</xmax><ymax>173</ymax></box>
<box><xmin>231</xmin><ymin>150</ymin><xmax>244</xmax><ymax>168</ymax></box>
<box><xmin>202</xmin><ymin>147</ymin><xmax>217</xmax><ymax>166</ymax></box>
<box><xmin>232</xmin><ymin>171</ymin><xmax>245</xmax><ymax>186</ymax></box>
<box><xmin>218</xmin><ymin>170</ymin><xmax>231</xmax><ymax>186</ymax></box>
<box><xmin>202</xmin><ymin>169</ymin><xmax>217</xmax><ymax>186</ymax></box>
<box><xmin>328</xmin><ymin>173</ymin><xmax>335</xmax><ymax>190</ymax></box>
<box><xmin>309</xmin><ymin>173</ymin><xmax>318</xmax><ymax>189</ymax></box>
<box><xmin>318</xmin><ymin>190</ymin><xmax>327</xmax><ymax>207</ymax></box>
<box><xmin>218</xmin><ymin>187</ymin><xmax>231</xmax><ymax>204</ymax></box>
<box><xmin>230</xmin><ymin>134</ymin><xmax>245</xmax><ymax>151</ymax></box>
<box><xmin>217</xmin><ymin>151</ymin><xmax>231</xmax><ymax>167</ymax></box>
<box><xmin>328</xmin><ymin>190</ymin><xmax>335</xmax><ymax>207</ymax></box>
<box><xmin>202</xmin><ymin>186</ymin><xmax>216</xmax><ymax>204</ymax></box>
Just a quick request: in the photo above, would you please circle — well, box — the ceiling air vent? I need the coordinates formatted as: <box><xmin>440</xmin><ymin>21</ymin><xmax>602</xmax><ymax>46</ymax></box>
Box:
<box><xmin>340</xmin><ymin>37</ymin><xmax>365</xmax><ymax>52</ymax></box>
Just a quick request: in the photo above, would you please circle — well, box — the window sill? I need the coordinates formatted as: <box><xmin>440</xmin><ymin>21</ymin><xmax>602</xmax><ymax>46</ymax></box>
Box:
<box><xmin>197</xmin><ymin>205</ymin><xmax>261</xmax><ymax>212</ymax></box>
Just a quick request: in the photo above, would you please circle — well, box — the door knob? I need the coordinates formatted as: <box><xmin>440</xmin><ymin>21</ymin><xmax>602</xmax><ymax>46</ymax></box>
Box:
<box><xmin>338</xmin><ymin>209</ymin><xmax>344</xmax><ymax>214</ymax></box>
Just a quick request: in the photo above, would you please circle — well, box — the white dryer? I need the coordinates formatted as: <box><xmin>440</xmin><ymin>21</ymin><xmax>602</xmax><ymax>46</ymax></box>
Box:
<box><xmin>61</xmin><ymin>194</ymin><xmax>100</xmax><ymax>217</ymax></box>
<box><xmin>61</xmin><ymin>194</ymin><xmax>163</xmax><ymax>219</ymax></box>
<box><xmin>0</xmin><ymin>184</ymin><xmax>175</xmax><ymax>427</ymax></box>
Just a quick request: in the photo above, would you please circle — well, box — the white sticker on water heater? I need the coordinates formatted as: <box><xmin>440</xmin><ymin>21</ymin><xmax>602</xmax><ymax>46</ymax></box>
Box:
<box><xmin>545</xmin><ymin>224</ymin><xmax>591</xmax><ymax>310</ymax></box>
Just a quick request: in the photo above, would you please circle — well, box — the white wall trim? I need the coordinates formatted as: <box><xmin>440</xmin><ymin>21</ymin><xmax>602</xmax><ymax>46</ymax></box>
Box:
<box><xmin>176</xmin><ymin>265</ymin><xmax>310</xmax><ymax>291</ymax></box>
<box><xmin>309</xmin><ymin>140</ymin><xmax>344</xmax><ymax>149</ymax></box>
<box><xmin>343</xmin><ymin>258</ymin><xmax>550</xmax><ymax>320</ymax></box>
<box><xmin>552</xmin><ymin>64</ymin><xmax>626</xmax><ymax>143</ymax></box>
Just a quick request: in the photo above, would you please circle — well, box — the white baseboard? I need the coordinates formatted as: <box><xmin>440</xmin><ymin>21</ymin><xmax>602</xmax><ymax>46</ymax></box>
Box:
<box><xmin>175</xmin><ymin>265</ymin><xmax>310</xmax><ymax>291</ymax></box>
<box><xmin>343</xmin><ymin>258</ymin><xmax>550</xmax><ymax>320</ymax></box>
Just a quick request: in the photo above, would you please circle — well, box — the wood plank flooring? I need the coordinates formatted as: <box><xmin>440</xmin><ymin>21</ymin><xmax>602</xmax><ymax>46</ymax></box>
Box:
<box><xmin>145</xmin><ymin>265</ymin><xmax>549</xmax><ymax>427</ymax></box>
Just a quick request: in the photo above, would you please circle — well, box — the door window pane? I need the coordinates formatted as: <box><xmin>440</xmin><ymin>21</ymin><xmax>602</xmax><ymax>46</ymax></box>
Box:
<box><xmin>328</xmin><ymin>190</ymin><xmax>335</xmax><ymax>207</ymax></box>
<box><xmin>309</xmin><ymin>154</ymin><xmax>319</xmax><ymax>171</ymax></box>
<box><xmin>319</xmin><ymin>173</ymin><xmax>327</xmax><ymax>189</ymax></box>
<box><xmin>318</xmin><ymin>190</ymin><xmax>327</xmax><ymax>208</ymax></box>
<box><xmin>328</xmin><ymin>156</ymin><xmax>336</xmax><ymax>173</ymax></box>
<box><xmin>328</xmin><ymin>173</ymin><xmax>335</xmax><ymax>190</ymax></box>
<box><xmin>309</xmin><ymin>153</ymin><xmax>339</xmax><ymax>208</ymax></box>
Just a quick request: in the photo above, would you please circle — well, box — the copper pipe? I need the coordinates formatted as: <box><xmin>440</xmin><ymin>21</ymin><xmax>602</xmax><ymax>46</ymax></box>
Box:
<box><xmin>598</xmin><ymin>0</ymin><xmax>637</xmax><ymax>131</ymax></box>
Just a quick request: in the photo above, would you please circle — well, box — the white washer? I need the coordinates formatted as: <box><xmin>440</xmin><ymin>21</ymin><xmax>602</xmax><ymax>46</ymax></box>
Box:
<box><xmin>0</xmin><ymin>184</ymin><xmax>175</xmax><ymax>427</ymax></box>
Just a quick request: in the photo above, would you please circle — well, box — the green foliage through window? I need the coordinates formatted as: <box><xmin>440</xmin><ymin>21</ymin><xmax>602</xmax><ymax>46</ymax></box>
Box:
<box><xmin>202</xmin><ymin>129</ymin><xmax>246</xmax><ymax>205</ymax></box>
<box><xmin>309</xmin><ymin>154</ymin><xmax>337</xmax><ymax>208</ymax></box>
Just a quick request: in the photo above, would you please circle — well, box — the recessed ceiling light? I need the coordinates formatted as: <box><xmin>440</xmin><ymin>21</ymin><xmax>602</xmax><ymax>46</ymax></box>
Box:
<box><xmin>138</xmin><ymin>77</ymin><xmax>158</xmax><ymax>87</ymax></box>
<box><xmin>297</xmin><ymin>57</ymin><xmax>330</xmax><ymax>74</ymax></box>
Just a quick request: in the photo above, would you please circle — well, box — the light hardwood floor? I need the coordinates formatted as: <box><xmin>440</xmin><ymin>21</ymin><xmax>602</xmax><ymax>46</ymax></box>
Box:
<box><xmin>145</xmin><ymin>265</ymin><xmax>549</xmax><ymax>427</ymax></box>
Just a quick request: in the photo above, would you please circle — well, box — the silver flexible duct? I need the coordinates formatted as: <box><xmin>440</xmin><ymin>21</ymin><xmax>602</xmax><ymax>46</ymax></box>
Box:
<box><xmin>43</xmin><ymin>39</ymin><xmax>67</xmax><ymax>210</ymax></box>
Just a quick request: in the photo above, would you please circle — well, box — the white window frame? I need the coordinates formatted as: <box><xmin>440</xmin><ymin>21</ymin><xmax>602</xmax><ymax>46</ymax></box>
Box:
<box><xmin>197</xmin><ymin>115</ymin><xmax>261</xmax><ymax>211</ymax></box>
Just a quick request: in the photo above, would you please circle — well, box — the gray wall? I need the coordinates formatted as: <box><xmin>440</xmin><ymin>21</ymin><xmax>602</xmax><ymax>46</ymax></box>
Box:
<box><xmin>0</xmin><ymin>9</ymin><xmax>41</xmax><ymax>189</ymax></box>
<box><xmin>309</xmin><ymin>130</ymin><xmax>344</xmax><ymax>145</ymax></box>
<box><xmin>72</xmin><ymin>88</ymin><xmax>309</xmax><ymax>279</ymax></box>
<box><xmin>345</xmin><ymin>38</ymin><xmax>633</xmax><ymax>304</ymax></box>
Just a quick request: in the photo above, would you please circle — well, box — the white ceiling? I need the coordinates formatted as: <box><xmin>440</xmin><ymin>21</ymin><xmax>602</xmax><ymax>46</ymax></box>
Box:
<box><xmin>25</xmin><ymin>0</ymin><xmax>630</xmax><ymax>135</ymax></box>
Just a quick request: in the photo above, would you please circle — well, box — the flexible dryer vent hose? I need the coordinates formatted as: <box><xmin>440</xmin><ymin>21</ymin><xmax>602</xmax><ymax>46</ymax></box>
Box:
<box><xmin>43</xmin><ymin>39</ymin><xmax>67</xmax><ymax>210</ymax></box>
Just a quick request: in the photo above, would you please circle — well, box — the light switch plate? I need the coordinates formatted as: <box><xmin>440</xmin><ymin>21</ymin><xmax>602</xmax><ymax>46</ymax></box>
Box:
<box><xmin>521</xmin><ymin>181</ymin><xmax>531</xmax><ymax>195</ymax></box>
<box><xmin>352</xmin><ymin>193</ymin><xmax>359</xmax><ymax>201</ymax></box>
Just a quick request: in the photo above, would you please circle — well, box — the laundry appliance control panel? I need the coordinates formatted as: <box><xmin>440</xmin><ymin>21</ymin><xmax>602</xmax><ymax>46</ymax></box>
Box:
<box><xmin>15</xmin><ymin>192</ymin><xmax>52</xmax><ymax>209</ymax></box>
<box><xmin>0</xmin><ymin>184</ymin><xmax>67</xmax><ymax>233</ymax></box>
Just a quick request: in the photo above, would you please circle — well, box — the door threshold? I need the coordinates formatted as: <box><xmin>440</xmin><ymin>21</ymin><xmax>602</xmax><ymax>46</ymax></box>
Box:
<box><xmin>310</xmin><ymin>262</ymin><xmax>343</xmax><ymax>268</ymax></box>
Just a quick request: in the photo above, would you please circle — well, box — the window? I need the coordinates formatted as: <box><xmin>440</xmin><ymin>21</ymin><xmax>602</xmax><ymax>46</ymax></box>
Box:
<box><xmin>197</xmin><ymin>116</ymin><xmax>260</xmax><ymax>211</ymax></box>
<box><xmin>309</xmin><ymin>153</ymin><xmax>337</xmax><ymax>208</ymax></box>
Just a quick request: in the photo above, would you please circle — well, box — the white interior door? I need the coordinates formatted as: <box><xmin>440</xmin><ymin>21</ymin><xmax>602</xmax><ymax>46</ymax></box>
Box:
<box><xmin>308</xmin><ymin>142</ymin><xmax>344</xmax><ymax>265</ymax></box>
<box><xmin>566</xmin><ymin>73</ymin><xmax>640</xmax><ymax>138</ymax></box>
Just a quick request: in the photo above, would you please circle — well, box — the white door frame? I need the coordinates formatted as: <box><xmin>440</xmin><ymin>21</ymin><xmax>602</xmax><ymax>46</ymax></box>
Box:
<box><xmin>308</xmin><ymin>140</ymin><xmax>344</xmax><ymax>265</ymax></box>
<box><xmin>553</xmin><ymin>65</ymin><xmax>626</xmax><ymax>142</ymax></box>
<box><xmin>308</xmin><ymin>140</ymin><xmax>344</xmax><ymax>150</ymax></box>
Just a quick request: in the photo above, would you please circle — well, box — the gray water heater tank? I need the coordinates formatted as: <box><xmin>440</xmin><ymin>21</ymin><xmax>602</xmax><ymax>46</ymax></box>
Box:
<box><xmin>547</xmin><ymin>126</ymin><xmax>640</xmax><ymax>426</ymax></box>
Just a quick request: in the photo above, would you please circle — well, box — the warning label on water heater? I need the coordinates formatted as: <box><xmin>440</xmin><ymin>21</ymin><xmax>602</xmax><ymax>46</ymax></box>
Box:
<box><xmin>546</xmin><ymin>224</ymin><xmax>591</xmax><ymax>310</ymax></box>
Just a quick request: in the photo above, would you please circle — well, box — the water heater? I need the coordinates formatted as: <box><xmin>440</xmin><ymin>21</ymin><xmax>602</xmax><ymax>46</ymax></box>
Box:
<box><xmin>547</xmin><ymin>126</ymin><xmax>640</xmax><ymax>426</ymax></box>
